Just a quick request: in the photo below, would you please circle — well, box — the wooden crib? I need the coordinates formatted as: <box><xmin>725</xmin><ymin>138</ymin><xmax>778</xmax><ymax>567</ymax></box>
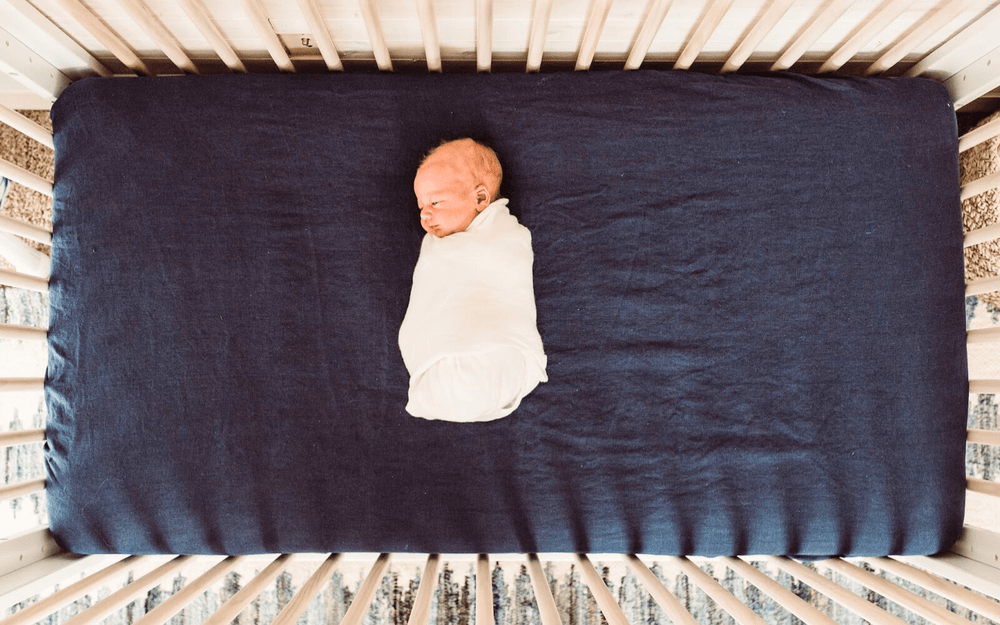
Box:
<box><xmin>2</xmin><ymin>0</ymin><xmax>1000</xmax><ymax>623</ymax></box>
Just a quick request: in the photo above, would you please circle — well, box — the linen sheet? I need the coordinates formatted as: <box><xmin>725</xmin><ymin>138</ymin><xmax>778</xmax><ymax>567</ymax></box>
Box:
<box><xmin>45</xmin><ymin>71</ymin><xmax>967</xmax><ymax>556</ymax></box>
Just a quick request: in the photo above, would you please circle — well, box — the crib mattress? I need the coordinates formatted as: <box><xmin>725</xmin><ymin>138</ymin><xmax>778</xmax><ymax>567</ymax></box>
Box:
<box><xmin>45</xmin><ymin>71</ymin><xmax>967</xmax><ymax>556</ymax></box>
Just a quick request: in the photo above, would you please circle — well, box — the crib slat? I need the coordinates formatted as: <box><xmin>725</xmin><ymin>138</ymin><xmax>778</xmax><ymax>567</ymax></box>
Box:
<box><xmin>113</xmin><ymin>0</ymin><xmax>199</xmax><ymax>74</ymax></box>
<box><xmin>722</xmin><ymin>558</ymin><xmax>837</xmax><ymax>625</ymax></box>
<box><xmin>673</xmin><ymin>0</ymin><xmax>733</xmax><ymax>70</ymax></box>
<box><xmin>905</xmin><ymin>3</ymin><xmax>1000</xmax><ymax>78</ymax></box>
<box><xmin>865</xmin><ymin>0</ymin><xmax>975</xmax><ymax>76</ymax></box>
<box><xmin>968</xmin><ymin>327</ymin><xmax>1000</xmax><ymax>344</ymax></box>
<box><xmin>525</xmin><ymin>554</ymin><xmax>561</xmax><ymax>625</ymax></box>
<box><xmin>134</xmin><ymin>557</ymin><xmax>244</xmax><ymax>625</ymax></box>
<box><xmin>865</xmin><ymin>556</ymin><xmax>1000</xmax><ymax>623</ymax></box>
<box><xmin>967</xmin><ymin>278</ymin><xmax>1000</xmax><ymax>298</ymax></box>
<box><xmin>818</xmin><ymin>0</ymin><xmax>911</xmax><ymax>73</ymax></box>
<box><xmin>575</xmin><ymin>554</ymin><xmax>630</xmax><ymax>625</ymax></box>
<box><xmin>766</xmin><ymin>557</ymin><xmax>909</xmax><ymax>625</ymax></box>
<box><xmin>0</xmin><ymin>323</ymin><xmax>46</xmax><ymax>342</ymax></box>
<box><xmin>0</xmin><ymin>427</ymin><xmax>45</xmax><ymax>449</ymax></box>
<box><xmin>415</xmin><ymin>0</ymin><xmax>441</xmax><ymax>72</ymax></box>
<box><xmin>0</xmin><ymin>157</ymin><xmax>53</xmax><ymax>198</ymax></box>
<box><xmin>960</xmin><ymin>117</ymin><xmax>1000</xmax><ymax>152</ymax></box>
<box><xmin>49</xmin><ymin>0</ymin><xmax>152</xmax><ymax>75</ymax></box>
<box><xmin>968</xmin><ymin>429</ymin><xmax>1000</xmax><ymax>446</ymax></box>
<box><xmin>721</xmin><ymin>0</ymin><xmax>794</xmax><ymax>73</ymax></box>
<box><xmin>670</xmin><ymin>557</ymin><xmax>767</xmax><ymax>625</ymax></box>
<box><xmin>0</xmin><ymin>269</ymin><xmax>47</xmax><ymax>293</ymax></box>
<box><xmin>0</xmin><ymin>478</ymin><xmax>45</xmax><ymax>502</ymax></box>
<box><xmin>295</xmin><ymin>0</ymin><xmax>343</xmax><ymax>71</ymax></box>
<box><xmin>823</xmin><ymin>558</ymin><xmax>975</xmax><ymax>625</ymax></box>
<box><xmin>174</xmin><ymin>0</ymin><xmax>247</xmax><ymax>73</ymax></box>
<box><xmin>623</xmin><ymin>555</ymin><xmax>698</xmax><ymax>625</ymax></box>
<box><xmin>965</xmin><ymin>223</ymin><xmax>1000</xmax><ymax>248</ymax></box>
<box><xmin>0</xmin><ymin>104</ymin><xmax>54</xmax><ymax>150</ymax></box>
<box><xmin>960</xmin><ymin>171</ymin><xmax>1000</xmax><ymax>201</ymax></box>
<box><xmin>770</xmin><ymin>0</ymin><xmax>854</xmax><ymax>72</ymax></box>
<box><xmin>968</xmin><ymin>477</ymin><xmax>1000</xmax><ymax>498</ymax></box>
<box><xmin>60</xmin><ymin>556</ymin><xmax>193</xmax><ymax>625</ymax></box>
<box><xmin>476</xmin><ymin>554</ymin><xmax>495</xmax><ymax>625</ymax></box>
<box><xmin>575</xmin><ymin>0</ymin><xmax>612</xmax><ymax>71</ymax></box>
<box><xmin>358</xmin><ymin>0</ymin><xmax>393</xmax><ymax>71</ymax></box>
<box><xmin>970</xmin><ymin>379</ymin><xmax>1000</xmax><ymax>393</ymax></box>
<box><xmin>405</xmin><ymin>554</ymin><xmax>439</xmax><ymax>625</ymax></box>
<box><xmin>624</xmin><ymin>0</ymin><xmax>672</xmax><ymax>70</ymax></box>
<box><xmin>0</xmin><ymin>377</ymin><xmax>45</xmax><ymax>393</ymax></box>
<box><xmin>201</xmin><ymin>554</ymin><xmax>296</xmax><ymax>625</ymax></box>
<box><xmin>241</xmin><ymin>0</ymin><xmax>295</xmax><ymax>72</ymax></box>
<box><xmin>272</xmin><ymin>553</ymin><xmax>341</xmax><ymax>625</ymax></box>
<box><xmin>0</xmin><ymin>214</ymin><xmax>52</xmax><ymax>245</ymax></box>
<box><xmin>341</xmin><ymin>553</ymin><xmax>391</xmax><ymax>625</ymax></box>
<box><xmin>477</xmin><ymin>0</ymin><xmax>492</xmax><ymax>72</ymax></box>
<box><xmin>526</xmin><ymin>0</ymin><xmax>552</xmax><ymax>72</ymax></box>
<box><xmin>2</xmin><ymin>0</ymin><xmax>113</xmax><ymax>79</ymax></box>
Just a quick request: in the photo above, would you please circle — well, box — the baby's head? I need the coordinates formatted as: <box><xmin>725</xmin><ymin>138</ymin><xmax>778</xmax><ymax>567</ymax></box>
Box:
<box><xmin>414</xmin><ymin>138</ymin><xmax>502</xmax><ymax>237</ymax></box>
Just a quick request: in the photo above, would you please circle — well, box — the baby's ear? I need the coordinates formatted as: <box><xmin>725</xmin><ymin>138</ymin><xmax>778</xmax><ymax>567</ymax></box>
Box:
<box><xmin>475</xmin><ymin>184</ymin><xmax>491</xmax><ymax>208</ymax></box>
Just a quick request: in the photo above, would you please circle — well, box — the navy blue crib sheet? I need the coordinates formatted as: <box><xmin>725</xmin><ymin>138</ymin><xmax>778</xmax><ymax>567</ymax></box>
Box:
<box><xmin>45</xmin><ymin>71</ymin><xmax>968</xmax><ymax>557</ymax></box>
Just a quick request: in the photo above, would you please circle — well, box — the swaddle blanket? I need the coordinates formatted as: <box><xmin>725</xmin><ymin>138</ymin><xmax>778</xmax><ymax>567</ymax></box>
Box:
<box><xmin>399</xmin><ymin>199</ymin><xmax>547</xmax><ymax>421</ymax></box>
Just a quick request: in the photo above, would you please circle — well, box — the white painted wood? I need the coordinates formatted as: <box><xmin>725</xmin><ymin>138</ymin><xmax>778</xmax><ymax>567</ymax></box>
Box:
<box><xmin>477</xmin><ymin>0</ymin><xmax>492</xmax><ymax>71</ymax></box>
<box><xmin>899</xmin><ymin>554</ymin><xmax>1000</xmax><ymax>604</ymax></box>
<box><xmin>406</xmin><ymin>554</ymin><xmax>439</xmax><ymax>625</ymax></box>
<box><xmin>721</xmin><ymin>0</ymin><xmax>794</xmax><ymax>73</ymax></box>
<box><xmin>946</xmin><ymin>41</ymin><xmax>1000</xmax><ymax>109</ymax></box>
<box><xmin>476</xmin><ymin>554</ymin><xmax>495</xmax><ymax>625</ymax></box>
<box><xmin>201</xmin><ymin>554</ymin><xmax>296</xmax><ymax>625</ymax></box>
<box><xmin>526</xmin><ymin>0</ymin><xmax>552</xmax><ymax>71</ymax></box>
<box><xmin>525</xmin><ymin>554</ymin><xmax>561</xmax><ymax>625</ymax></box>
<box><xmin>0</xmin><ymin>529</ymin><xmax>60</xmax><ymax>579</ymax></box>
<box><xmin>0</xmin><ymin>427</ymin><xmax>45</xmax><ymax>447</ymax></box>
<box><xmin>723</xmin><ymin>558</ymin><xmax>837</xmax><ymax>625</ymax></box>
<box><xmin>968</xmin><ymin>477</ymin><xmax>1000</xmax><ymax>499</ymax></box>
<box><xmin>967</xmin><ymin>329</ymin><xmax>1000</xmax><ymax>347</ymax></box>
<box><xmin>770</xmin><ymin>0</ymin><xmax>855</xmax><ymax>72</ymax></box>
<box><xmin>967</xmin><ymin>278</ymin><xmax>1000</xmax><ymax>298</ymax></box>
<box><xmin>342</xmin><ymin>554</ymin><xmax>391</xmax><ymax>625</ymax></box>
<box><xmin>575</xmin><ymin>554</ymin><xmax>630</xmax><ymax>625</ymax></box>
<box><xmin>0</xmin><ymin>376</ymin><xmax>45</xmax><ymax>392</ymax></box>
<box><xmin>295</xmin><ymin>0</ymin><xmax>343</xmax><ymax>70</ymax></box>
<box><xmin>671</xmin><ymin>557</ymin><xmax>768</xmax><ymax>625</ymax></box>
<box><xmin>861</xmin><ymin>556</ymin><xmax>1000</xmax><ymax>622</ymax></box>
<box><xmin>173</xmin><ymin>0</ymin><xmax>247</xmax><ymax>72</ymax></box>
<box><xmin>0</xmin><ymin>103</ymin><xmax>53</xmax><ymax>149</ymax></box>
<box><xmin>866</xmin><ymin>0</ymin><xmax>974</xmax><ymax>76</ymax></box>
<box><xmin>241</xmin><ymin>0</ymin><xmax>295</xmax><ymax>71</ymax></box>
<box><xmin>624</xmin><ymin>0</ymin><xmax>672</xmax><ymax>70</ymax></box>
<box><xmin>115</xmin><ymin>0</ymin><xmax>199</xmax><ymax>72</ymax></box>
<box><xmin>0</xmin><ymin>554</ymin><xmax>129</xmax><ymax>615</ymax></box>
<box><xmin>0</xmin><ymin>157</ymin><xmax>53</xmax><ymax>197</ymax></box>
<box><xmin>965</xmin><ymin>223</ymin><xmax>1000</xmax><ymax>248</ymax></box>
<box><xmin>358</xmin><ymin>0</ymin><xmax>393</xmax><ymax>70</ymax></box>
<box><xmin>0</xmin><ymin>232</ymin><xmax>50</xmax><ymax>278</ymax></box>
<box><xmin>61</xmin><ymin>556</ymin><xmax>193</xmax><ymax>625</ymax></box>
<box><xmin>0</xmin><ymin>24</ymin><xmax>70</xmax><ymax>103</ymax></box>
<box><xmin>624</xmin><ymin>555</ymin><xmax>698</xmax><ymax>625</ymax></box>
<box><xmin>50</xmin><ymin>0</ymin><xmax>152</xmax><ymax>74</ymax></box>
<box><xmin>905</xmin><ymin>3</ymin><xmax>1000</xmax><ymax>79</ymax></box>
<box><xmin>0</xmin><ymin>269</ymin><xmax>48</xmax><ymax>293</ymax></box>
<box><xmin>415</xmin><ymin>0</ymin><xmax>441</xmax><ymax>71</ymax></box>
<box><xmin>575</xmin><ymin>0</ymin><xmax>612</xmax><ymax>70</ymax></box>
<box><xmin>766</xmin><ymin>557</ymin><xmax>910</xmax><ymax>625</ymax></box>
<box><xmin>673</xmin><ymin>0</ymin><xmax>733</xmax><ymax>70</ymax></box>
<box><xmin>272</xmin><ymin>554</ymin><xmax>341</xmax><ymax>625</ymax></box>
<box><xmin>0</xmin><ymin>214</ymin><xmax>51</xmax><ymax>245</ymax></box>
<box><xmin>818</xmin><ymin>0</ymin><xmax>911</xmax><ymax>73</ymax></box>
<box><xmin>1</xmin><ymin>0</ymin><xmax>111</xmax><ymax>78</ymax></box>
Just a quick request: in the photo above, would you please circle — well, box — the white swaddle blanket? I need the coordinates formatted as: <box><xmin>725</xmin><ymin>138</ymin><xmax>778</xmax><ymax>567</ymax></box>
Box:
<box><xmin>399</xmin><ymin>198</ymin><xmax>547</xmax><ymax>422</ymax></box>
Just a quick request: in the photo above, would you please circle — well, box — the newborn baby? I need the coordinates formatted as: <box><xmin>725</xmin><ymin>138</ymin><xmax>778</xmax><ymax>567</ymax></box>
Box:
<box><xmin>398</xmin><ymin>138</ymin><xmax>547</xmax><ymax>422</ymax></box>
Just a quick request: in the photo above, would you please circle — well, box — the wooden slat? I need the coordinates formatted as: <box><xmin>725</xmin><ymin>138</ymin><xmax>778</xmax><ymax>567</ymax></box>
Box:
<box><xmin>671</xmin><ymin>557</ymin><xmax>767</xmax><ymax>625</ymax></box>
<box><xmin>476</xmin><ymin>554</ymin><xmax>495</xmax><ymax>625</ymax></box>
<box><xmin>965</xmin><ymin>223</ymin><xmax>1000</xmax><ymax>248</ymax></box>
<box><xmin>623</xmin><ymin>555</ymin><xmax>698</xmax><ymax>625</ymax></box>
<box><xmin>477</xmin><ymin>0</ymin><xmax>492</xmax><ymax>72</ymax></box>
<box><xmin>968</xmin><ymin>477</ymin><xmax>1000</xmax><ymax>498</ymax></box>
<box><xmin>624</xmin><ymin>0</ymin><xmax>673</xmax><ymax>70</ymax></box>
<box><xmin>723</xmin><ymin>558</ymin><xmax>837</xmax><ymax>625</ymax></box>
<box><xmin>114</xmin><ymin>0</ymin><xmax>199</xmax><ymax>73</ymax></box>
<box><xmin>525</xmin><ymin>554</ymin><xmax>561</xmax><ymax>625</ymax></box>
<box><xmin>766</xmin><ymin>557</ymin><xmax>910</xmax><ymax>625</ymax></box>
<box><xmin>865</xmin><ymin>0</ymin><xmax>975</xmax><ymax>76</ymax></box>
<box><xmin>824</xmin><ymin>558</ymin><xmax>975</xmax><ymax>625</ymax></box>
<box><xmin>49</xmin><ymin>0</ymin><xmax>152</xmax><ymax>75</ymax></box>
<box><xmin>864</xmin><ymin>556</ymin><xmax>1000</xmax><ymax>623</ymax></box>
<box><xmin>0</xmin><ymin>427</ymin><xmax>45</xmax><ymax>449</ymax></box>
<box><xmin>673</xmin><ymin>0</ymin><xmax>734</xmax><ymax>70</ymax></box>
<box><xmin>968</xmin><ymin>429</ymin><xmax>1000</xmax><ymax>446</ymax></box>
<box><xmin>575</xmin><ymin>0</ymin><xmax>612</xmax><ymax>71</ymax></box>
<box><xmin>961</xmin><ymin>171</ymin><xmax>1000</xmax><ymax>201</ymax></box>
<box><xmin>968</xmin><ymin>327</ymin><xmax>1000</xmax><ymax>344</ymax></box>
<box><xmin>0</xmin><ymin>215</ymin><xmax>52</xmax><ymax>245</ymax></box>
<box><xmin>960</xmin><ymin>117</ymin><xmax>1000</xmax><ymax>152</ymax></box>
<box><xmin>296</xmin><ymin>0</ymin><xmax>343</xmax><ymax>71</ymax></box>
<box><xmin>415</xmin><ymin>0</ymin><xmax>442</xmax><ymax>72</ymax></box>
<box><xmin>945</xmin><ymin>40</ymin><xmax>1000</xmax><ymax>110</ymax></box>
<box><xmin>0</xmin><ymin>554</ymin><xmax>130</xmax><ymax>615</ymax></box>
<box><xmin>241</xmin><ymin>0</ymin><xmax>295</xmax><ymax>71</ymax></box>
<box><xmin>905</xmin><ymin>3</ymin><xmax>1000</xmax><ymax>78</ymax></box>
<box><xmin>406</xmin><ymin>554</ymin><xmax>439</xmax><ymax>625</ymax></box>
<box><xmin>818</xmin><ymin>0</ymin><xmax>911</xmax><ymax>73</ymax></box>
<box><xmin>970</xmin><ymin>379</ymin><xmax>1000</xmax><ymax>393</ymax></box>
<box><xmin>770</xmin><ymin>0</ymin><xmax>855</xmax><ymax>72</ymax></box>
<box><xmin>575</xmin><ymin>554</ymin><xmax>629</xmax><ymax>625</ymax></box>
<box><xmin>174</xmin><ymin>0</ymin><xmax>247</xmax><ymax>73</ymax></box>
<box><xmin>272</xmin><ymin>554</ymin><xmax>341</xmax><ymax>625</ymax></box>
<box><xmin>0</xmin><ymin>377</ymin><xmax>45</xmax><ymax>392</ymax></box>
<box><xmin>134</xmin><ymin>557</ymin><xmax>244</xmax><ymax>625</ymax></box>
<box><xmin>721</xmin><ymin>0</ymin><xmax>795</xmax><ymax>73</ymax></box>
<box><xmin>2</xmin><ymin>0</ymin><xmax>112</xmax><ymax>78</ymax></box>
<box><xmin>526</xmin><ymin>0</ymin><xmax>553</xmax><ymax>72</ymax></box>
<box><xmin>61</xmin><ymin>557</ymin><xmax>193</xmax><ymax>625</ymax></box>
<box><xmin>0</xmin><ymin>157</ymin><xmax>53</xmax><ymax>198</ymax></box>
<box><xmin>0</xmin><ymin>104</ymin><xmax>53</xmax><ymax>150</ymax></box>
<box><xmin>358</xmin><ymin>0</ymin><xmax>393</xmax><ymax>71</ymax></box>
<box><xmin>201</xmin><ymin>554</ymin><xmax>296</xmax><ymax>625</ymax></box>
<box><xmin>0</xmin><ymin>322</ymin><xmax>46</xmax><ymax>342</ymax></box>
<box><xmin>967</xmin><ymin>278</ymin><xmax>1000</xmax><ymax>298</ymax></box>
<box><xmin>341</xmin><ymin>554</ymin><xmax>391</xmax><ymax>625</ymax></box>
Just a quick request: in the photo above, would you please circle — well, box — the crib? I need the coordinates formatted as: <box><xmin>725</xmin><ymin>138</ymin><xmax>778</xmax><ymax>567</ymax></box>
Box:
<box><xmin>2</xmin><ymin>0</ymin><xmax>1000</xmax><ymax>623</ymax></box>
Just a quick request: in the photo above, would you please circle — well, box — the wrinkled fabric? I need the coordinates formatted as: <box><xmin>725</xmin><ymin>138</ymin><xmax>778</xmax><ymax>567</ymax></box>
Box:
<box><xmin>45</xmin><ymin>72</ymin><xmax>967</xmax><ymax>556</ymax></box>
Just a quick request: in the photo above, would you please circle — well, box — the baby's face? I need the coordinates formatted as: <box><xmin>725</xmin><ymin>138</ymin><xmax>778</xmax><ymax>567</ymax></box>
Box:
<box><xmin>414</xmin><ymin>154</ymin><xmax>490</xmax><ymax>238</ymax></box>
